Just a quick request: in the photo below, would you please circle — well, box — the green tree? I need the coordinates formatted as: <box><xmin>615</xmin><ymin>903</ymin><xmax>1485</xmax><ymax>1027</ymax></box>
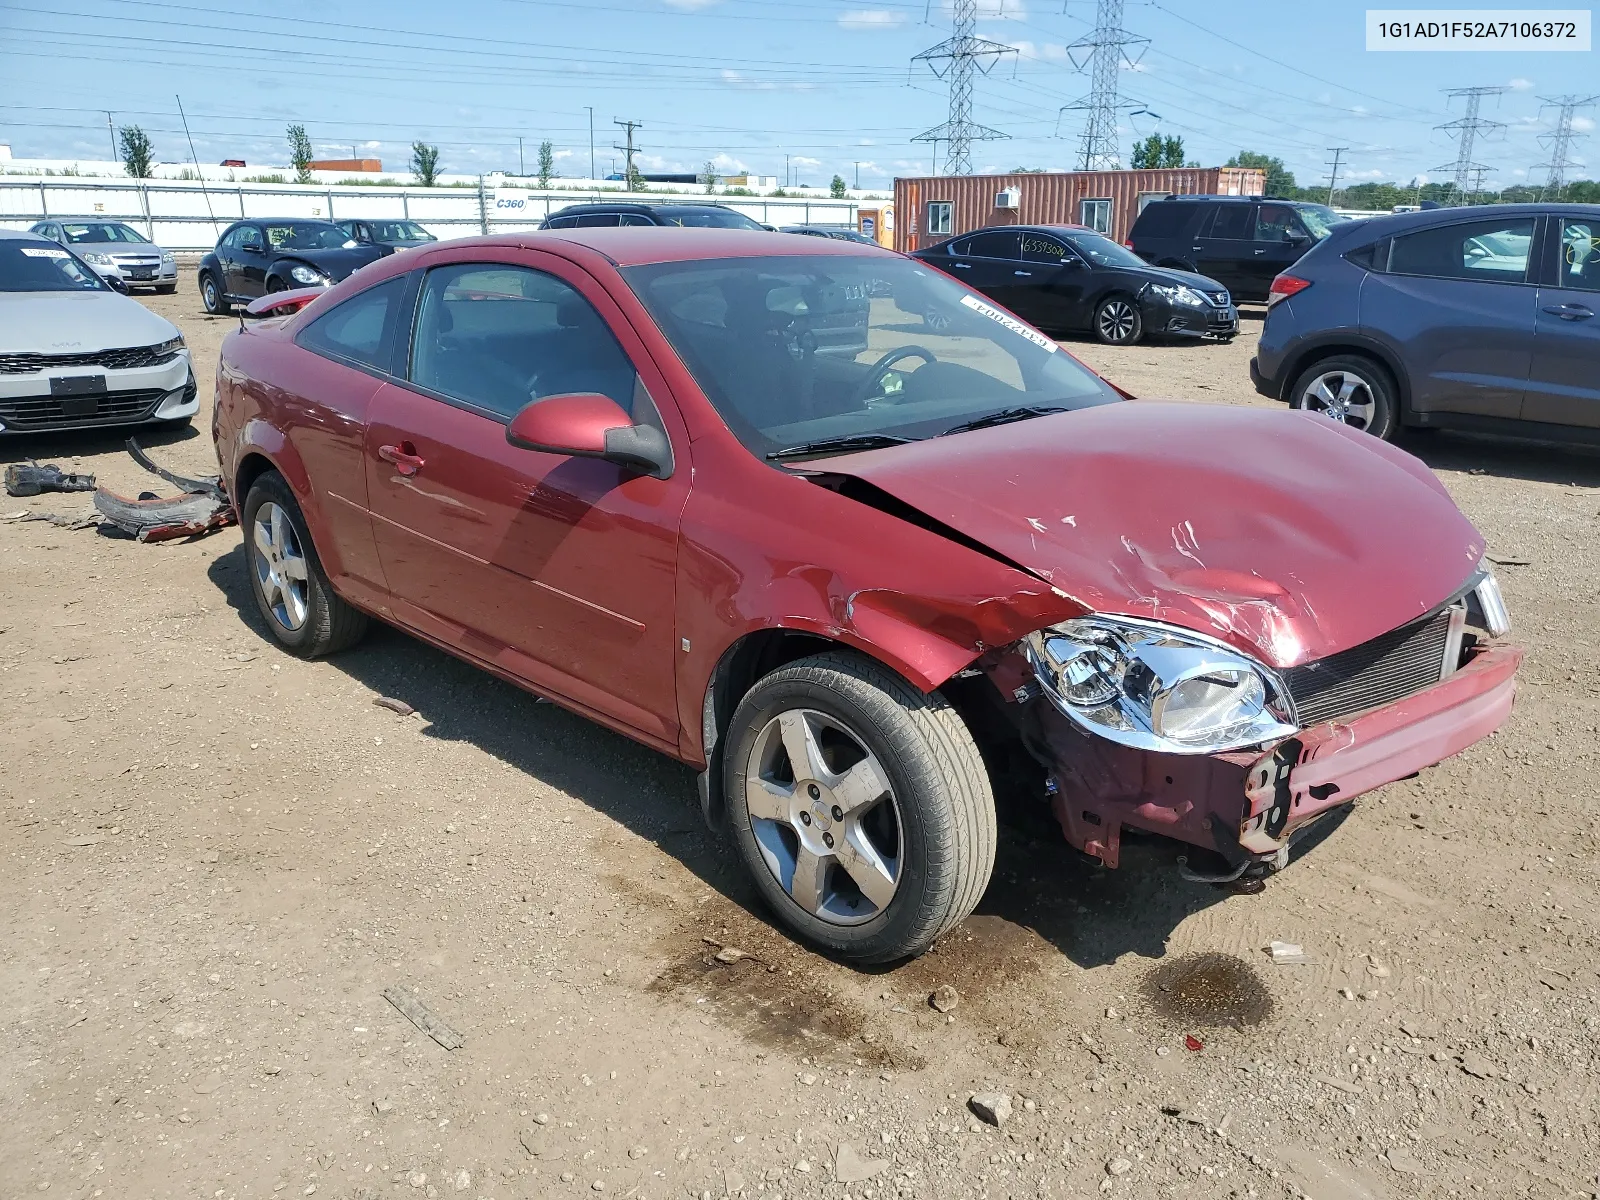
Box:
<box><xmin>829</xmin><ymin>174</ymin><xmax>847</xmax><ymax>198</ymax></box>
<box><xmin>286</xmin><ymin>124</ymin><xmax>314</xmax><ymax>184</ymax></box>
<box><xmin>411</xmin><ymin>141</ymin><xmax>441</xmax><ymax>187</ymax></box>
<box><xmin>118</xmin><ymin>125</ymin><xmax>154</xmax><ymax>178</ymax></box>
<box><xmin>1224</xmin><ymin>150</ymin><xmax>1297</xmax><ymax>198</ymax></box>
<box><xmin>699</xmin><ymin>160</ymin><xmax>718</xmax><ymax>193</ymax></box>
<box><xmin>1131</xmin><ymin>134</ymin><xmax>1185</xmax><ymax>169</ymax></box>
<box><xmin>536</xmin><ymin>140</ymin><xmax>554</xmax><ymax>189</ymax></box>
<box><xmin>1161</xmin><ymin>136</ymin><xmax>1185</xmax><ymax>168</ymax></box>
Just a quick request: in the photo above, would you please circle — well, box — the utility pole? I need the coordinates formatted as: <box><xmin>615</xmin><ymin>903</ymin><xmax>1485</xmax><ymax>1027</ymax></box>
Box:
<box><xmin>785</xmin><ymin>153</ymin><xmax>790</xmax><ymax>188</ymax></box>
<box><xmin>1469</xmin><ymin>164</ymin><xmax>1490</xmax><ymax>202</ymax></box>
<box><xmin>1324</xmin><ymin>146</ymin><xmax>1348</xmax><ymax>206</ymax></box>
<box><xmin>105</xmin><ymin>111</ymin><xmax>117</xmax><ymax>161</ymax></box>
<box><xmin>853</xmin><ymin>161</ymin><xmax>861</xmax><ymax>189</ymax></box>
<box><xmin>613</xmin><ymin>118</ymin><xmax>642</xmax><ymax>189</ymax></box>
<box><xmin>910</xmin><ymin>0</ymin><xmax>1016</xmax><ymax>175</ymax></box>
<box><xmin>1060</xmin><ymin>0</ymin><xmax>1148</xmax><ymax>171</ymax></box>
<box><xmin>1432</xmin><ymin>86</ymin><xmax>1508</xmax><ymax>205</ymax></box>
<box><xmin>518</xmin><ymin>136</ymin><xmax>524</xmax><ymax>176</ymax></box>
<box><xmin>1534</xmin><ymin>94</ymin><xmax>1599</xmax><ymax>200</ymax></box>
<box><xmin>585</xmin><ymin>106</ymin><xmax>595</xmax><ymax>180</ymax></box>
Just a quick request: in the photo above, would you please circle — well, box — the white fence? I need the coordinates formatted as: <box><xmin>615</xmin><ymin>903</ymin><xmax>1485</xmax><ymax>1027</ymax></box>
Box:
<box><xmin>0</xmin><ymin>177</ymin><xmax>861</xmax><ymax>251</ymax></box>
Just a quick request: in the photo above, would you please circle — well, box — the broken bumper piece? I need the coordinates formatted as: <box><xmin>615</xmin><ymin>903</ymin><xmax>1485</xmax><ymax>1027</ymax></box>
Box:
<box><xmin>92</xmin><ymin>436</ymin><xmax>237</xmax><ymax>543</ymax></box>
<box><xmin>1027</xmin><ymin>643</ymin><xmax>1521</xmax><ymax>872</ymax></box>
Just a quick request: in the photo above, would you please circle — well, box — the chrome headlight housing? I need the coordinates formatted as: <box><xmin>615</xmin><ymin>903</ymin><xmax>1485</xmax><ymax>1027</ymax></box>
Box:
<box><xmin>81</xmin><ymin>251</ymin><xmax>114</xmax><ymax>266</ymax></box>
<box><xmin>288</xmin><ymin>264</ymin><xmax>328</xmax><ymax>286</ymax></box>
<box><xmin>1024</xmin><ymin>616</ymin><xmax>1298</xmax><ymax>754</ymax></box>
<box><xmin>1146</xmin><ymin>283</ymin><xmax>1207</xmax><ymax>307</ymax></box>
<box><xmin>152</xmin><ymin>335</ymin><xmax>186</xmax><ymax>359</ymax></box>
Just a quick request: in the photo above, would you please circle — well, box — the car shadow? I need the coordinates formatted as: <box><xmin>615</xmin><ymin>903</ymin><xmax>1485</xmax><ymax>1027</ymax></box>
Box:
<box><xmin>0</xmin><ymin>421</ymin><xmax>199</xmax><ymax>467</ymax></box>
<box><xmin>1400</xmin><ymin>428</ymin><xmax>1600</xmax><ymax>488</ymax></box>
<box><xmin>206</xmin><ymin>541</ymin><xmax>1251</xmax><ymax>974</ymax></box>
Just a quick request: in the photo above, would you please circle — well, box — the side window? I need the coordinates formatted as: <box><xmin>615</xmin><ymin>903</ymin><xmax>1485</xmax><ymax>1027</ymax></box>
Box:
<box><xmin>297</xmin><ymin>276</ymin><xmax>405</xmax><ymax>371</ymax></box>
<box><xmin>219</xmin><ymin>227</ymin><xmax>242</xmax><ymax>250</ymax></box>
<box><xmin>1078</xmin><ymin>199</ymin><xmax>1112</xmax><ymax>235</ymax></box>
<box><xmin>1388</xmin><ymin>218</ymin><xmax>1535</xmax><ymax>284</ymax></box>
<box><xmin>408</xmin><ymin>263</ymin><xmax>639</xmax><ymax>421</ymax></box>
<box><xmin>618</xmin><ymin>214</ymin><xmax>653</xmax><ymax>226</ymax></box>
<box><xmin>1020</xmin><ymin>233</ymin><xmax>1069</xmax><ymax>263</ymax></box>
<box><xmin>964</xmin><ymin>230</ymin><xmax>1020</xmax><ymax>260</ymax></box>
<box><xmin>1558</xmin><ymin>219</ymin><xmax>1600</xmax><ymax>292</ymax></box>
<box><xmin>543</xmin><ymin>216</ymin><xmax>577</xmax><ymax>229</ymax></box>
<box><xmin>1254</xmin><ymin>204</ymin><xmax>1304</xmax><ymax>242</ymax></box>
<box><xmin>574</xmin><ymin>213</ymin><xmax>621</xmax><ymax>227</ymax></box>
<box><xmin>947</xmin><ymin>237</ymin><xmax>971</xmax><ymax>256</ymax></box>
<box><xmin>1206</xmin><ymin>204</ymin><xmax>1253</xmax><ymax>240</ymax></box>
<box><xmin>927</xmin><ymin>202</ymin><xmax>953</xmax><ymax>236</ymax></box>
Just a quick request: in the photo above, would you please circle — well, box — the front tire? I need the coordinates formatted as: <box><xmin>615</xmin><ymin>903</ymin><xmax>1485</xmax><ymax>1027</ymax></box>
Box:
<box><xmin>200</xmin><ymin>272</ymin><xmax>227</xmax><ymax>315</ymax></box>
<box><xmin>1289</xmin><ymin>354</ymin><xmax>1398</xmax><ymax>440</ymax></box>
<box><xmin>1093</xmin><ymin>294</ymin><xmax>1143</xmax><ymax>345</ymax></box>
<box><xmin>723</xmin><ymin>651</ymin><xmax>996</xmax><ymax>965</ymax></box>
<box><xmin>241</xmin><ymin>472</ymin><xmax>368</xmax><ymax>658</ymax></box>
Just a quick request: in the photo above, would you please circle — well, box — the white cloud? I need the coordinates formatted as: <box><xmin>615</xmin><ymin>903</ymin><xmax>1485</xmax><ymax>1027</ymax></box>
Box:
<box><xmin>719</xmin><ymin>69</ymin><xmax>814</xmax><ymax>92</ymax></box>
<box><xmin>553</xmin><ymin>149</ymin><xmax>574</xmax><ymax>160</ymax></box>
<box><xmin>1513</xmin><ymin>167</ymin><xmax>1526</xmax><ymax>176</ymax></box>
<box><xmin>1574</xmin><ymin>115</ymin><xmax>1596</xmax><ymax>132</ymax></box>
<box><xmin>1508</xmin><ymin>77</ymin><xmax>1534</xmax><ymax>90</ymax></box>
<box><xmin>710</xmin><ymin>152</ymin><xmax>751</xmax><ymax>173</ymax></box>
<box><xmin>1004</xmin><ymin>39</ymin><xmax>1071</xmax><ymax>61</ymax></box>
<box><xmin>1121</xmin><ymin>59</ymin><xmax>1149</xmax><ymax>72</ymax></box>
<box><xmin>839</xmin><ymin>9</ymin><xmax>905</xmax><ymax>30</ymax></box>
<box><xmin>793</xmin><ymin>156</ymin><xmax>822</xmax><ymax>167</ymax></box>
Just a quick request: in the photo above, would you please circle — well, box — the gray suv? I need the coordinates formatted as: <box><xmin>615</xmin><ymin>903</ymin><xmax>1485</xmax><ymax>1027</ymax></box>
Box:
<box><xmin>1251</xmin><ymin>204</ymin><xmax>1600</xmax><ymax>442</ymax></box>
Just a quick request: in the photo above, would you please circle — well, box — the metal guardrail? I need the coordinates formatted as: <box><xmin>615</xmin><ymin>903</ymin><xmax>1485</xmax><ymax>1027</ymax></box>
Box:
<box><xmin>0</xmin><ymin>177</ymin><xmax>860</xmax><ymax>250</ymax></box>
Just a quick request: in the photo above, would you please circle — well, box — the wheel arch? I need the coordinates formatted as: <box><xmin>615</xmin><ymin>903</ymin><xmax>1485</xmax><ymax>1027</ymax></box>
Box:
<box><xmin>1279</xmin><ymin>337</ymin><xmax>1410</xmax><ymax>413</ymax></box>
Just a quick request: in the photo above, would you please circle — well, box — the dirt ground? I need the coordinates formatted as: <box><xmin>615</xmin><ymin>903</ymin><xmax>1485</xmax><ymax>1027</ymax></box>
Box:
<box><xmin>3</xmin><ymin>279</ymin><xmax>1598</xmax><ymax>1200</ymax></box>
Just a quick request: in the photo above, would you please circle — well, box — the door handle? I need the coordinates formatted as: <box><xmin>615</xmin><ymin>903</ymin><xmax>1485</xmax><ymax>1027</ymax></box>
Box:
<box><xmin>951</xmin><ymin>262</ymin><xmax>971</xmax><ymax>269</ymax></box>
<box><xmin>1013</xmin><ymin>270</ymin><xmax>1032</xmax><ymax>276</ymax></box>
<box><xmin>1191</xmin><ymin>246</ymin><xmax>1203</xmax><ymax>252</ymax></box>
<box><xmin>1254</xmin><ymin>248</ymin><xmax>1267</xmax><ymax>255</ymax></box>
<box><xmin>378</xmin><ymin>443</ymin><xmax>425</xmax><ymax>476</ymax></box>
<box><xmin>1542</xmin><ymin>303</ymin><xmax>1594</xmax><ymax>320</ymax></box>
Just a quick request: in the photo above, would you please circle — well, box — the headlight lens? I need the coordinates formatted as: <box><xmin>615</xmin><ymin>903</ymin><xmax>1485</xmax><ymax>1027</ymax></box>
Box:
<box><xmin>153</xmin><ymin>335</ymin><xmax>185</xmax><ymax>358</ymax></box>
<box><xmin>289</xmin><ymin>264</ymin><xmax>327</xmax><ymax>285</ymax></box>
<box><xmin>160</xmin><ymin>252</ymin><xmax>175</xmax><ymax>265</ymax></box>
<box><xmin>1147</xmin><ymin>283</ymin><xmax>1207</xmax><ymax>307</ymax></box>
<box><xmin>82</xmin><ymin>252</ymin><xmax>114</xmax><ymax>265</ymax></box>
<box><xmin>1024</xmin><ymin>616</ymin><xmax>1298</xmax><ymax>753</ymax></box>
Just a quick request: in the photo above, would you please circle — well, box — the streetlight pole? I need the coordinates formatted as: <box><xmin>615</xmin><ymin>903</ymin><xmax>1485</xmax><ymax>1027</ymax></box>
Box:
<box><xmin>853</xmin><ymin>161</ymin><xmax>861</xmax><ymax>189</ymax></box>
<box><xmin>585</xmin><ymin>107</ymin><xmax>595</xmax><ymax>181</ymax></box>
<box><xmin>518</xmin><ymin>136</ymin><xmax>525</xmax><ymax>176</ymax></box>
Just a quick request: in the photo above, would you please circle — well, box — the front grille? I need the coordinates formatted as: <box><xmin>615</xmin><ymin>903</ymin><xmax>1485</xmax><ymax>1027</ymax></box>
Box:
<box><xmin>0</xmin><ymin>345</ymin><xmax>180</xmax><ymax>375</ymax></box>
<box><xmin>0</xmin><ymin>388</ymin><xmax>166</xmax><ymax>429</ymax></box>
<box><xmin>1205</xmin><ymin>290</ymin><xmax>1230</xmax><ymax>307</ymax></box>
<box><xmin>1283</xmin><ymin>608</ymin><xmax>1455</xmax><ymax>725</ymax></box>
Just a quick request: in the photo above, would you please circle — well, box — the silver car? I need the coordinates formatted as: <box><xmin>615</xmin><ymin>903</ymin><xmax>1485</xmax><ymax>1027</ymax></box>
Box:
<box><xmin>0</xmin><ymin>230</ymin><xmax>195</xmax><ymax>436</ymax></box>
<box><xmin>28</xmin><ymin>219</ymin><xmax>179</xmax><ymax>293</ymax></box>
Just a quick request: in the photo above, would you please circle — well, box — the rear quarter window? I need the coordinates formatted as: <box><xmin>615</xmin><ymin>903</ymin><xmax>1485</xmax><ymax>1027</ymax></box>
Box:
<box><xmin>1129</xmin><ymin>203</ymin><xmax>1191</xmax><ymax>240</ymax></box>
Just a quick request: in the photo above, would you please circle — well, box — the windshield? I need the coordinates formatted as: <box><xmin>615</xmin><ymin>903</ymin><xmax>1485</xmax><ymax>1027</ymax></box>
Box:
<box><xmin>656</xmin><ymin>207</ymin><xmax>765</xmax><ymax>230</ymax></box>
<box><xmin>264</xmin><ymin>223</ymin><xmax>355</xmax><ymax>250</ymax></box>
<box><xmin>1</xmin><ymin>242</ymin><xmax>106</xmax><ymax>292</ymax></box>
<box><xmin>1060</xmin><ymin>231</ymin><xmax>1147</xmax><ymax>268</ymax></box>
<box><xmin>60</xmin><ymin>222</ymin><xmax>149</xmax><ymax>244</ymax></box>
<box><xmin>369</xmin><ymin>220</ymin><xmax>434</xmax><ymax>241</ymax></box>
<box><xmin>1297</xmin><ymin>205</ymin><xmax>1350</xmax><ymax>240</ymax></box>
<box><xmin>624</xmin><ymin>254</ymin><xmax>1119</xmax><ymax>460</ymax></box>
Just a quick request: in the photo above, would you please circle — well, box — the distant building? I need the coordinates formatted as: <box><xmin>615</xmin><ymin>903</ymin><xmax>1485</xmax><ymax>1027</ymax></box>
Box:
<box><xmin>220</xmin><ymin>159</ymin><xmax>247</xmax><ymax>168</ymax></box>
<box><xmin>893</xmin><ymin>166</ymin><xmax>1267</xmax><ymax>251</ymax></box>
<box><xmin>310</xmin><ymin>158</ymin><xmax>382</xmax><ymax>173</ymax></box>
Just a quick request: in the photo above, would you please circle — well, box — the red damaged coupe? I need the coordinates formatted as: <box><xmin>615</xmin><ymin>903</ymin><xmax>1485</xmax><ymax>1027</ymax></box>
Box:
<box><xmin>213</xmin><ymin>228</ymin><xmax>1521</xmax><ymax>963</ymax></box>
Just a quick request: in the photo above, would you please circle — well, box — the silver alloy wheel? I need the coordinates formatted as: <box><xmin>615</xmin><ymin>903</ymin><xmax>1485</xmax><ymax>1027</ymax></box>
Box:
<box><xmin>1301</xmin><ymin>369</ymin><xmax>1377</xmax><ymax>431</ymax></box>
<box><xmin>1097</xmin><ymin>299</ymin><xmax>1137</xmax><ymax>342</ymax></box>
<box><xmin>251</xmin><ymin>500</ymin><xmax>310</xmax><ymax>631</ymax></box>
<box><xmin>744</xmin><ymin>708</ymin><xmax>903</xmax><ymax>926</ymax></box>
<box><xmin>202</xmin><ymin>277</ymin><xmax>218</xmax><ymax>310</ymax></box>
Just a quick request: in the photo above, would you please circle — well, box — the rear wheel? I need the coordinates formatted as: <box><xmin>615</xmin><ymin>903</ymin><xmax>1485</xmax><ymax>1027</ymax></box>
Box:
<box><xmin>242</xmin><ymin>472</ymin><xmax>368</xmax><ymax>658</ymax></box>
<box><xmin>723</xmin><ymin>651</ymin><xmax>995</xmax><ymax>964</ymax></box>
<box><xmin>200</xmin><ymin>272</ymin><xmax>227</xmax><ymax>315</ymax></box>
<box><xmin>1289</xmin><ymin>354</ymin><xmax>1398</xmax><ymax>440</ymax></box>
<box><xmin>1093</xmin><ymin>294</ymin><xmax>1143</xmax><ymax>345</ymax></box>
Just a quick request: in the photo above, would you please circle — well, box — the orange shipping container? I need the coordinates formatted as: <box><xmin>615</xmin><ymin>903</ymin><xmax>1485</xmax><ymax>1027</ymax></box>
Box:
<box><xmin>893</xmin><ymin>167</ymin><xmax>1267</xmax><ymax>253</ymax></box>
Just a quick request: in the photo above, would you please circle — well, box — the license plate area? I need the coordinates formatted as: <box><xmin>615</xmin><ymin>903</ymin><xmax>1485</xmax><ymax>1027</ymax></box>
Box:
<box><xmin>51</xmin><ymin>374</ymin><xmax>105</xmax><ymax>397</ymax></box>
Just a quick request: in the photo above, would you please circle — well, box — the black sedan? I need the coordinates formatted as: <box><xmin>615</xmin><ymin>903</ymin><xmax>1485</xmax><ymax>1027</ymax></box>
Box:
<box><xmin>197</xmin><ymin>220</ymin><xmax>385</xmax><ymax>315</ymax></box>
<box><xmin>912</xmin><ymin>225</ymin><xmax>1237</xmax><ymax>346</ymax></box>
<box><xmin>337</xmin><ymin>218</ymin><xmax>438</xmax><ymax>254</ymax></box>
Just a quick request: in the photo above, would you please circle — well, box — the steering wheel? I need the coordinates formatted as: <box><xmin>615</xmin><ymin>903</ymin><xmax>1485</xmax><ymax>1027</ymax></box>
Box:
<box><xmin>855</xmin><ymin>346</ymin><xmax>937</xmax><ymax>407</ymax></box>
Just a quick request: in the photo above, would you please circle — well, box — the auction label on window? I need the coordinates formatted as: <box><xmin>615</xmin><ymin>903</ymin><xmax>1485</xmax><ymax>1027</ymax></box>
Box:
<box><xmin>959</xmin><ymin>294</ymin><xmax>1059</xmax><ymax>353</ymax></box>
<box><xmin>1366</xmin><ymin>10</ymin><xmax>1590</xmax><ymax>49</ymax></box>
<box><xmin>20</xmin><ymin>247</ymin><xmax>69</xmax><ymax>258</ymax></box>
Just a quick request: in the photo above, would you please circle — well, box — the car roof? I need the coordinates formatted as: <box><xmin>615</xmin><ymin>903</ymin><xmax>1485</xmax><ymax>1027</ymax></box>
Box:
<box><xmin>430</xmin><ymin>228</ymin><xmax>896</xmax><ymax>266</ymax></box>
<box><xmin>1337</xmin><ymin>201</ymin><xmax>1600</xmax><ymax>238</ymax></box>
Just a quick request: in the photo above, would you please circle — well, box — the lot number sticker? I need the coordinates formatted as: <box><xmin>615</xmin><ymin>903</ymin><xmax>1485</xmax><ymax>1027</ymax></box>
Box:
<box><xmin>960</xmin><ymin>293</ymin><xmax>1059</xmax><ymax>353</ymax></box>
<box><xmin>21</xmin><ymin>247</ymin><xmax>69</xmax><ymax>258</ymax></box>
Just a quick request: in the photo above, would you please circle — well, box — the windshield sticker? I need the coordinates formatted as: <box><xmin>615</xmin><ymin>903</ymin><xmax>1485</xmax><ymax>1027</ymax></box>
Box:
<box><xmin>21</xmin><ymin>247</ymin><xmax>70</xmax><ymax>258</ymax></box>
<box><xmin>958</xmin><ymin>293</ymin><xmax>1059</xmax><ymax>353</ymax></box>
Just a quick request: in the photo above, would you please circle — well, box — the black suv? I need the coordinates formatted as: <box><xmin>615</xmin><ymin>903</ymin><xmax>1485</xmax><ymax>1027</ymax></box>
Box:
<box><xmin>1128</xmin><ymin>196</ymin><xmax>1351</xmax><ymax>304</ymax></box>
<box><xmin>540</xmin><ymin>202</ymin><xmax>767</xmax><ymax>230</ymax></box>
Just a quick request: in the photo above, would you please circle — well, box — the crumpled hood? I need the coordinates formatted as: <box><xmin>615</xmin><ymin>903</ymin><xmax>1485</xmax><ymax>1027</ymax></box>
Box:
<box><xmin>812</xmin><ymin>401</ymin><xmax>1485</xmax><ymax>669</ymax></box>
<box><xmin>0</xmin><ymin>290</ymin><xmax>179</xmax><ymax>354</ymax></box>
<box><xmin>282</xmin><ymin>245</ymin><xmax>385</xmax><ymax>280</ymax></box>
<box><xmin>1136</xmin><ymin>264</ymin><xmax>1228</xmax><ymax>294</ymax></box>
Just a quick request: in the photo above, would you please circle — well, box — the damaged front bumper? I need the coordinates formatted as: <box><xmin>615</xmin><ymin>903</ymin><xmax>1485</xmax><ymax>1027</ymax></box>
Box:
<box><xmin>1015</xmin><ymin>640</ymin><xmax>1521</xmax><ymax>873</ymax></box>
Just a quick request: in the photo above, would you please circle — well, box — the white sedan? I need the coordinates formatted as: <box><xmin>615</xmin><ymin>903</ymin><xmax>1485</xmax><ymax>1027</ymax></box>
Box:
<box><xmin>0</xmin><ymin>230</ymin><xmax>195</xmax><ymax>437</ymax></box>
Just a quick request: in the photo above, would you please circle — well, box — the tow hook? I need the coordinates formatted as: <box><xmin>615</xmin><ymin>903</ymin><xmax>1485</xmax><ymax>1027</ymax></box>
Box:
<box><xmin>1178</xmin><ymin>845</ymin><xmax>1289</xmax><ymax>893</ymax></box>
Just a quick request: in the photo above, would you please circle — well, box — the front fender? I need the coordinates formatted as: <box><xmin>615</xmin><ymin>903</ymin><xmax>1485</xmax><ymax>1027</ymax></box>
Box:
<box><xmin>232</xmin><ymin>418</ymin><xmax>345</xmax><ymax>578</ymax></box>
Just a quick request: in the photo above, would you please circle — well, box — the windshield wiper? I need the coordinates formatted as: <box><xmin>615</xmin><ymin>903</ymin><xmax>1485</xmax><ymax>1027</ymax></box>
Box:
<box><xmin>766</xmin><ymin>433</ymin><xmax>914</xmax><ymax>461</ymax></box>
<box><xmin>938</xmin><ymin>406</ymin><xmax>1069</xmax><ymax>437</ymax></box>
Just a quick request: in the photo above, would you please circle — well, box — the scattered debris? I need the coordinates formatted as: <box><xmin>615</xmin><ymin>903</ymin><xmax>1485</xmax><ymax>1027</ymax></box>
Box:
<box><xmin>1458</xmin><ymin>1051</ymin><xmax>1495</xmax><ymax>1079</ymax></box>
<box><xmin>929</xmin><ymin>984</ymin><xmax>960</xmax><ymax>1013</ymax></box>
<box><xmin>713</xmin><ymin>947</ymin><xmax>747</xmax><ymax>964</ymax></box>
<box><xmin>1485</xmin><ymin>556</ymin><xmax>1530</xmax><ymax>567</ymax></box>
<box><xmin>94</xmin><ymin>438</ymin><xmax>234</xmax><ymax>543</ymax></box>
<box><xmin>968</xmin><ymin>1092</ymin><xmax>1012</xmax><ymax>1127</ymax></box>
<box><xmin>1384</xmin><ymin>1148</ymin><xmax>1425</xmax><ymax>1175</ymax></box>
<box><xmin>380</xmin><ymin>984</ymin><xmax>464</xmax><ymax>1050</ymax></box>
<box><xmin>5</xmin><ymin>462</ymin><xmax>95</xmax><ymax>497</ymax></box>
<box><xmin>62</xmin><ymin>835</ymin><xmax>104</xmax><ymax>847</ymax></box>
<box><xmin>371</xmin><ymin>1099</ymin><xmax>393</xmax><ymax>1115</ymax></box>
<box><xmin>832</xmin><ymin>1141</ymin><xmax>888</xmax><ymax>1184</ymax></box>
<box><xmin>1366</xmin><ymin>956</ymin><xmax>1392</xmax><ymax>978</ymax></box>
<box><xmin>1313</xmin><ymin>1074</ymin><xmax>1364</xmax><ymax>1095</ymax></box>
<box><xmin>1266</xmin><ymin>940</ymin><xmax>1309</xmax><ymax>964</ymax></box>
<box><xmin>1184</xmin><ymin>1034</ymin><xmax>1204</xmax><ymax>1052</ymax></box>
<box><xmin>1106</xmin><ymin>1157</ymin><xmax>1133</xmax><ymax>1176</ymax></box>
<box><xmin>372</xmin><ymin>696</ymin><xmax>416</xmax><ymax>717</ymax></box>
<box><xmin>1339</xmin><ymin>987</ymin><xmax>1356</xmax><ymax>1001</ymax></box>
<box><xmin>1399</xmin><ymin>1017</ymin><xmax>1437</xmax><ymax>1039</ymax></box>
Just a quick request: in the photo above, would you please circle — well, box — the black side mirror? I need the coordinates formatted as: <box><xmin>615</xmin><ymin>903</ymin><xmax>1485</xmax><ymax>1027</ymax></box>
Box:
<box><xmin>104</xmin><ymin>274</ymin><xmax>129</xmax><ymax>294</ymax></box>
<box><xmin>242</xmin><ymin>238</ymin><xmax>264</xmax><ymax>253</ymax></box>
<box><xmin>1286</xmin><ymin>228</ymin><xmax>1310</xmax><ymax>244</ymax></box>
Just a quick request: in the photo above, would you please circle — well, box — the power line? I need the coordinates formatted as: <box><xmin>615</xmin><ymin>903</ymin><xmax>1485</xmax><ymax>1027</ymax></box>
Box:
<box><xmin>1324</xmin><ymin>146</ymin><xmax>1348</xmax><ymax>205</ymax></box>
<box><xmin>1060</xmin><ymin>0</ymin><xmax>1147</xmax><ymax>170</ymax></box>
<box><xmin>910</xmin><ymin>0</ymin><xmax>1016</xmax><ymax>176</ymax></box>
<box><xmin>1431</xmin><ymin>86</ymin><xmax>1507</xmax><ymax>204</ymax></box>
<box><xmin>1534</xmin><ymin>94</ymin><xmax>1599</xmax><ymax>200</ymax></box>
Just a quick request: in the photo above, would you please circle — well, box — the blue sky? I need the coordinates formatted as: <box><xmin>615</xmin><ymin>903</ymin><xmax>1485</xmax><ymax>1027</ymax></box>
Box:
<box><xmin>0</xmin><ymin>0</ymin><xmax>1594</xmax><ymax>190</ymax></box>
